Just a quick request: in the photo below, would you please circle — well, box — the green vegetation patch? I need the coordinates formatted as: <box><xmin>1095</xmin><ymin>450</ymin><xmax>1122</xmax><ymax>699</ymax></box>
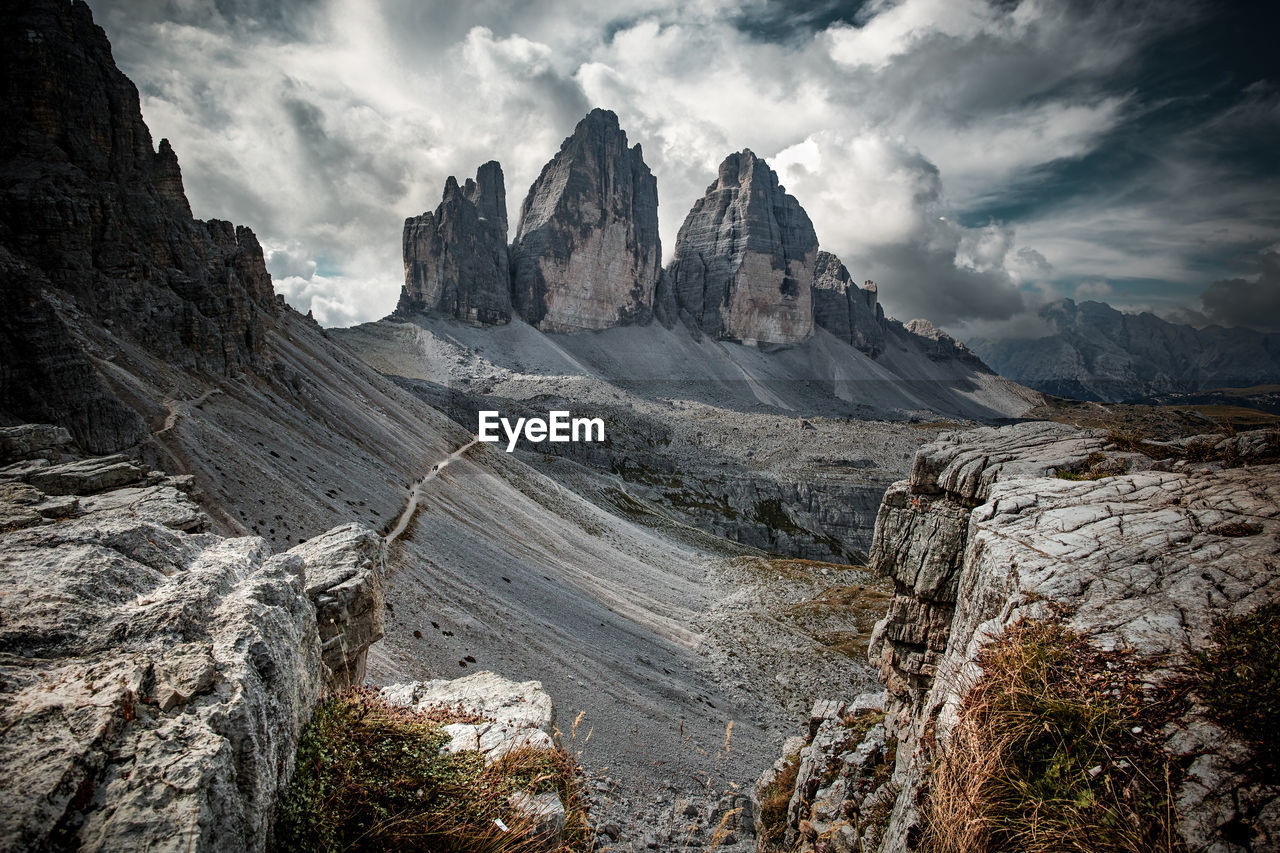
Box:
<box><xmin>1190</xmin><ymin>601</ymin><xmax>1280</xmax><ymax>784</ymax></box>
<box><xmin>921</xmin><ymin>619</ymin><xmax>1184</xmax><ymax>853</ymax></box>
<box><xmin>273</xmin><ymin>688</ymin><xmax>588</xmax><ymax>853</ymax></box>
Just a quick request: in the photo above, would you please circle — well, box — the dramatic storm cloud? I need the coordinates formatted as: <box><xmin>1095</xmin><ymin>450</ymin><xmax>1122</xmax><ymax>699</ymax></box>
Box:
<box><xmin>91</xmin><ymin>0</ymin><xmax>1279</xmax><ymax>333</ymax></box>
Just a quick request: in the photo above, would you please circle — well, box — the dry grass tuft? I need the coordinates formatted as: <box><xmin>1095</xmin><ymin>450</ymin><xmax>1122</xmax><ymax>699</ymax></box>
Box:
<box><xmin>272</xmin><ymin>688</ymin><xmax>589</xmax><ymax>852</ymax></box>
<box><xmin>1188</xmin><ymin>602</ymin><xmax>1280</xmax><ymax>785</ymax></box>
<box><xmin>921</xmin><ymin>620</ymin><xmax>1185</xmax><ymax>853</ymax></box>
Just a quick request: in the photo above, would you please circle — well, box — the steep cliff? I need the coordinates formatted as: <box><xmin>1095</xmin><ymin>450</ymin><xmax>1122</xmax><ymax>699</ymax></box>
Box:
<box><xmin>399</xmin><ymin>161</ymin><xmax>512</xmax><ymax>324</ymax></box>
<box><xmin>510</xmin><ymin>108</ymin><xmax>661</xmax><ymax>332</ymax></box>
<box><xmin>666</xmin><ymin>150</ymin><xmax>817</xmax><ymax>345</ymax></box>
<box><xmin>0</xmin><ymin>0</ymin><xmax>278</xmax><ymax>452</ymax></box>
<box><xmin>812</xmin><ymin>251</ymin><xmax>886</xmax><ymax>357</ymax></box>
<box><xmin>759</xmin><ymin>422</ymin><xmax>1280</xmax><ymax>852</ymax></box>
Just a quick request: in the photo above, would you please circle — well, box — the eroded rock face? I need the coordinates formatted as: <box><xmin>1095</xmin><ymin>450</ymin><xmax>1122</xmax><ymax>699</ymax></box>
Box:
<box><xmin>399</xmin><ymin>161</ymin><xmax>512</xmax><ymax>324</ymax></box>
<box><xmin>0</xmin><ymin>434</ymin><xmax>387</xmax><ymax>851</ymax></box>
<box><xmin>812</xmin><ymin>251</ymin><xmax>886</xmax><ymax>356</ymax></box>
<box><xmin>864</xmin><ymin>422</ymin><xmax>1280</xmax><ymax>853</ymax></box>
<box><xmin>510</xmin><ymin>109</ymin><xmax>661</xmax><ymax>332</ymax></box>
<box><xmin>667</xmin><ymin>150</ymin><xmax>817</xmax><ymax>344</ymax></box>
<box><xmin>0</xmin><ymin>0</ymin><xmax>277</xmax><ymax>452</ymax></box>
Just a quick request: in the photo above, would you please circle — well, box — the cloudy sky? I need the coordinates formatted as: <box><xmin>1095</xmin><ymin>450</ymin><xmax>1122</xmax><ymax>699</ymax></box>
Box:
<box><xmin>93</xmin><ymin>0</ymin><xmax>1279</xmax><ymax>335</ymax></box>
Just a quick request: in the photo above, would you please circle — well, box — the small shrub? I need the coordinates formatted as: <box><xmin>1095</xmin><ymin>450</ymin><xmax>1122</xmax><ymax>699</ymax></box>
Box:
<box><xmin>1190</xmin><ymin>602</ymin><xmax>1280</xmax><ymax>784</ymax></box>
<box><xmin>273</xmin><ymin>688</ymin><xmax>588</xmax><ymax>852</ymax></box>
<box><xmin>920</xmin><ymin>620</ymin><xmax>1183</xmax><ymax>853</ymax></box>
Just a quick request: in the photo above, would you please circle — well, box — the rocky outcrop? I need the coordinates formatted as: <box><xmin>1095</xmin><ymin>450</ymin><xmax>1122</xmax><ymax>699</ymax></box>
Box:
<box><xmin>968</xmin><ymin>298</ymin><xmax>1280</xmax><ymax>401</ymax></box>
<box><xmin>0</xmin><ymin>430</ymin><xmax>386</xmax><ymax>851</ymax></box>
<box><xmin>812</xmin><ymin>252</ymin><xmax>886</xmax><ymax>357</ymax></box>
<box><xmin>381</xmin><ymin>671</ymin><xmax>556</xmax><ymax>763</ymax></box>
<box><xmin>399</xmin><ymin>161</ymin><xmax>512</xmax><ymax>324</ymax></box>
<box><xmin>0</xmin><ymin>0</ymin><xmax>278</xmax><ymax>452</ymax></box>
<box><xmin>510</xmin><ymin>109</ymin><xmax>661</xmax><ymax>332</ymax></box>
<box><xmin>667</xmin><ymin>150</ymin><xmax>817</xmax><ymax>344</ymax></box>
<box><xmin>854</xmin><ymin>422</ymin><xmax>1280</xmax><ymax>852</ymax></box>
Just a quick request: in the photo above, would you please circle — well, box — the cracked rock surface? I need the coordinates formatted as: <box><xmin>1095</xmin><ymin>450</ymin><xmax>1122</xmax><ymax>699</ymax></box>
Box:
<box><xmin>0</xmin><ymin>430</ymin><xmax>387</xmax><ymax>851</ymax></box>
<box><xmin>865</xmin><ymin>421</ymin><xmax>1280</xmax><ymax>853</ymax></box>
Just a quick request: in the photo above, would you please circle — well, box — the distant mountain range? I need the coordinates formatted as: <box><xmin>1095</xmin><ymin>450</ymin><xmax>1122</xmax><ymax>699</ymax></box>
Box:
<box><xmin>968</xmin><ymin>299</ymin><xmax>1280</xmax><ymax>402</ymax></box>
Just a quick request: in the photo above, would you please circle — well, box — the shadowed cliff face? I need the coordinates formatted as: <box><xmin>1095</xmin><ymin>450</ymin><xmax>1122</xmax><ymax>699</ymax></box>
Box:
<box><xmin>0</xmin><ymin>0</ymin><xmax>277</xmax><ymax>451</ymax></box>
<box><xmin>510</xmin><ymin>108</ymin><xmax>661</xmax><ymax>332</ymax></box>
<box><xmin>666</xmin><ymin>150</ymin><xmax>818</xmax><ymax>345</ymax></box>
<box><xmin>399</xmin><ymin>161</ymin><xmax>512</xmax><ymax>325</ymax></box>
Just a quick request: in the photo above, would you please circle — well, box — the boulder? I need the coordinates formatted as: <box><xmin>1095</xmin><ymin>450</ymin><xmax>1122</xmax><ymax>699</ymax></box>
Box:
<box><xmin>381</xmin><ymin>671</ymin><xmax>556</xmax><ymax>763</ymax></box>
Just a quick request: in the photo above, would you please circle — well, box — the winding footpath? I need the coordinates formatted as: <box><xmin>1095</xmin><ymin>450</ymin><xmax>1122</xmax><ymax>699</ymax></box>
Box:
<box><xmin>384</xmin><ymin>437</ymin><xmax>479</xmax><ymax>544</ymax></box>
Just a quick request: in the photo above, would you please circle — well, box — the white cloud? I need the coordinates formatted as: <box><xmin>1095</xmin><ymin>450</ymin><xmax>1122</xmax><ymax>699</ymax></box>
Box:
<box><xmin>88</xmin><ymin>0</ymin><xmax>1272</xmax><ymax>332</ymax></box>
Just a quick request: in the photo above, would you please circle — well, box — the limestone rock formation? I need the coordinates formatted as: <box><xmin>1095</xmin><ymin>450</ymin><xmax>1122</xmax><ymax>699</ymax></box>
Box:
<box><xmin>667</xmin><ymin>150</ymin><xmax>817</xmax><ymax>344</ymax></box>
<box><xmin>510</xmin><ymin>109</ymin><xmax>661</xmax><ymax>332</ymax></box>
<box><xmin>0</xmin><ymin>431</ymin><xmax>387</xmax><ymax>851</ymax></box>
<box><xmin>0</xmin><ymin>0</ymin><xmax>278</xmax><ymax>453</ymax></box>
<box><xmin>865</xmin><ymin>422</ymin><xmax>1280</xmax><ymax>852</ymax></box>
<box><xmin>399</xmin><ymin>161</ymin><xmax>512</xmax><ymax>324</ymax></box>
<box><xmin>381</xmin><ymin>671</ymin><xmax>556</xmax><ymax>764</ymax></box>
<box><xmin>811</xmin><ymin>251</ymin><xmax>886</xmax><ymax>356</ymax></box>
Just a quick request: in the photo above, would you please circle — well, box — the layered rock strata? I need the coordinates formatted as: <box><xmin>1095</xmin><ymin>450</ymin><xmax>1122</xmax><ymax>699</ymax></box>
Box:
<box><xmin>0</xmin><ymin>427</ymin><xmax>385</xmax><ymax>851</ymax></box>
<box><xmin>811</xmin><ymin>251</ymin><xmax>886</xmax><ymax>356</ymax></box>
<box><xmin>399</xmin><ymin>161</ymin><xmax>512</xmax><ymax>324</ymax></box>
<box><xmin>869</xmin><ymin>422</ymin><xmax>1280</xmax><ymax>852</ymax></box>
<box><xmin>667</xmin><ymin>150</ymin><xmax>817</xmax><ymax>344</ymax></box>
<box><xmin>758</xmin><ymin>422</ymin><xmax>1280</xmax><ymax>852</ymax></box>
<box><xmin>0</xmin><ymin>0</ymin><xmax>278</xmax><ymax>452</ymax></box>
<box><xmin>510</xmin><ymin>109</ymin><xmax>661</xmax><ymax>331</ymax></box>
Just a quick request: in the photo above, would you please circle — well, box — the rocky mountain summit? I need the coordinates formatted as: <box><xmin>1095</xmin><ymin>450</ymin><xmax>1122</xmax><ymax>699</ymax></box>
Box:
<box><xmin>0</xmin><ymin>0</ymin><xmax>279</xmax><ymax>454</ymax></box>
<box><xmin>970</xmin><ymin>298</ymin><xmax>1280</xmax><ymax>401</ymax></box>
<box><xmin>399</xmin><ymin>161</ymin><xmax>512</xmax><ymax>324</ymax></box>
<box><xmin>760</xmin><ymin>421</ymin><xmax>1280</xmax><ymax>852</ymax></box>
<box><xmin>811</xmin><ymin>251</ymin><xmax>886</xmax><ymax>357</ymax></box>
<box><xmin>510</xmin><ymin>108</ymin><xmax>662</xmax><ymax>332</ymax></box>
<box><xmin>666</xmin><ymin>149</ymin><xmax>817</xmax><ymax>344</ymax></box>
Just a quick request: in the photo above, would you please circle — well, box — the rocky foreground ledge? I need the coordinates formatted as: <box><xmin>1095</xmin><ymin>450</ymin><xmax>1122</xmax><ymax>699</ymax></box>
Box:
<box><xmin>759</xmin><ymin>421</ymin><xmax>1280</xmax><ymax>853</ymax></box>
<box><xmin>0</xmin><ymin>425</ymin><xmax>385</xmax><ymax>850</ymax></box>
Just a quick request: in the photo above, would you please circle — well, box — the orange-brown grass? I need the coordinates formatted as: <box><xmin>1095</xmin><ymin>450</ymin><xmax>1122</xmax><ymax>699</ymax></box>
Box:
<box><xmin>921</xmin><ymin>620</ymin><xmax>1185</xmax><ymax>853</ymax></box>
<box><xmin>273</xmin><ymin>688</ymin><xmax>589</xmax><ymax>853</ymax></box>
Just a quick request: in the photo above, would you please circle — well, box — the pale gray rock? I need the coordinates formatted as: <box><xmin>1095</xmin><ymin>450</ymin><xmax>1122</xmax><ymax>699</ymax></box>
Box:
<box><xmin>812</xmin><ymin>251</ymin><xmax>886</xmax><ymax>357</ymax></box>
<box><xmin>865</xmin><ymin>422</ymin><xmax>1280</xmax><ymax>853</ymax></box>
<box><xmin>0</xmin><ymin>443</ymin><xmax>389</xmax><ymax>851</ymax></box>
<box><xmin>0</xmin><ymin>424</ymin><xmax>74</xmax><ymax>461</ymax></box>
<box><xmin>511</xmin><ymin>109</ymin><xmax>660</xmax><ymax>332</ymax></box>
<box><xmin>25</xmin><ymin>453</ymin><xmax>149</xmax><ymax>495</ymax></box>
<box><xmin>292</xmin><ymin>522</ymin><xmax>387</xmax><ymax>688</ymax></box>
<box><xmin>509</xmin><ymin>790</ymin><xmax>567</xmax><ymax>851</ymax></box>
<box><xmin>399</xmin><ymin>161</ymin><xmax>512</xmax><ymax>324</ymax></box>
<box><xmin>667</xmin><ymin>150</ymin><xmax>817</xmax><ymax>344</ymax></box>
<box><xmin>381</xmin><ymin>671</ymin><xmax>556</xmax><ymax>764</ymax></box>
